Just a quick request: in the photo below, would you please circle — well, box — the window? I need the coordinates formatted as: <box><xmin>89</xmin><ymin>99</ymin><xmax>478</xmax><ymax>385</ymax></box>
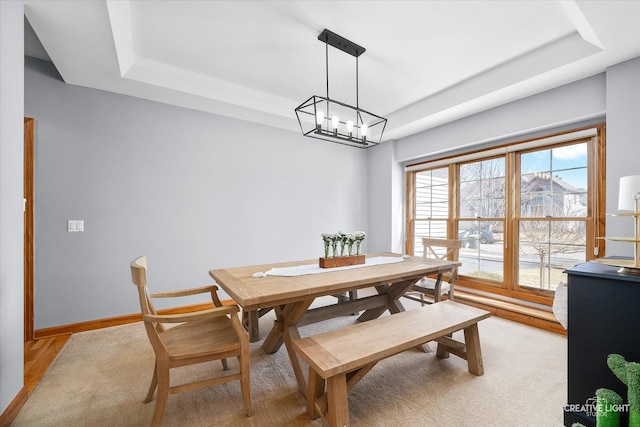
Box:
<box><xmin>405</xmin><ymin>126</ymin><xmax>605</xmax><ymax>302</ymax></box>
<box><xmin>458</xmin><ymin>157</ymin><xmax>506</xmax><ymax>282</ymax></box>
<box><xmin>410</xmin><ymin>168</ymin><xmax>449</xmax><ymax>256</ymax></box>
<box><xmin>517</xmin><ymin>144</ymin><xmax>589</xmax><ymax>290</ymax></box>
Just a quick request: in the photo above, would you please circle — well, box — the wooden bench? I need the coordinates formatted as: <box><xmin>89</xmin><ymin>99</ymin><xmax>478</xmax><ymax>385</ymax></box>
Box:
<box><xmin>291</xmin><ymin>300</ymin><xmax>491</xmax><ymax>427</ymax></box>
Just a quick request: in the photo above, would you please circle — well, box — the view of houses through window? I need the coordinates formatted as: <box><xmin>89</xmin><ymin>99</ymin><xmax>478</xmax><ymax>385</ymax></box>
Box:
<box><xmin>406</xmin><ymin>127</ymin><xmax>603</xmax><ymax>301</ymax></box>
<box><xmin>518</xmin><ymin>144</ymin><xmax>588</xmax><ymax>290</ymax></box>
<box><xmin>458</xmin><ymin>157</ymin><xmax>506</xmax><ymax>284</ymax></box>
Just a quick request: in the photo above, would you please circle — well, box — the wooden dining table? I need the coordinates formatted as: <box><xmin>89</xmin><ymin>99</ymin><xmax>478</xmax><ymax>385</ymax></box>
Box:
<box><xmin>209</xmin><ymin>252</ymin><xmax>460</xmax><ymax>395</ymax></box>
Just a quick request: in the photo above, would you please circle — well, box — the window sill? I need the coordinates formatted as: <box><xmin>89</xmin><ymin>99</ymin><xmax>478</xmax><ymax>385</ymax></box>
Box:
<box><xmin>452</xmin><ymin>287</ymin><xmax>566</xmax><ymax>335</ymax></box>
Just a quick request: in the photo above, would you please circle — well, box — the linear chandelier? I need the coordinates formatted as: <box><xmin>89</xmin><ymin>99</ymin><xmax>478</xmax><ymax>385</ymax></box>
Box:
<box><xmin>295</xmin><ymin>29</ymin><xmax>387</xmax><ymax>148</ymax></box>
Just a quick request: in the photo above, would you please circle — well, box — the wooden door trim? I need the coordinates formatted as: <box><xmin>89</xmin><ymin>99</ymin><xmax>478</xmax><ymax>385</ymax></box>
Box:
<box><xmin>24</xmin><ymin>117</ymin><xmax>34</xmax><ymax>342</ymax></box>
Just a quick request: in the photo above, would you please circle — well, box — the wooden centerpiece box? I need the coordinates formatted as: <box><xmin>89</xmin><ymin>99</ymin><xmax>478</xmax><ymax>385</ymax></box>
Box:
<box><xmin>319</xmin><ymin>255</ymin><xmax>365</xmax><ymax>268</ymax></box>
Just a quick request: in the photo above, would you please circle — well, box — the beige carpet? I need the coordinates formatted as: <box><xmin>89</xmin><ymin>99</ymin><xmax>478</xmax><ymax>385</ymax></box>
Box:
<box><xmin>14</xmin><ymin>299</ymin><xmax>567</xmax><ymax>427</ymax></box>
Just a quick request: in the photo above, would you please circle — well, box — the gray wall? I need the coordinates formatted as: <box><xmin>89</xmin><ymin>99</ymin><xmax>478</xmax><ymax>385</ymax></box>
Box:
<box><xmin>394</xmin><ymin>74</ymin><xmax>606</xmax><ymax>164</ymax></box>
<box><xmin>367</xmin><ymin>141</ymin><xmax>404</xmax><ymax>253</ymax></box>
<box><xmin>605</xmin><ymin>57</ymin><xmax>640</xmax><ymax>255</ymax></box>
<box><xmin>25</xmin><ymin>58</ymin><xmax>368</xmax><ymax>329</ymax></box>
<box><xmin>0</xmin><ymin>0</ymin><xmax>24</xmax><ymax>415</ymax></box>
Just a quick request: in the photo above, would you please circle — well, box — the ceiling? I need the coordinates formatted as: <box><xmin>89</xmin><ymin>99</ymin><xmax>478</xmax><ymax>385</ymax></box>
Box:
<box><xmin>23</xmin><ymin>1</ymin><xmax>640</xmax><ymax>143</ymax></box>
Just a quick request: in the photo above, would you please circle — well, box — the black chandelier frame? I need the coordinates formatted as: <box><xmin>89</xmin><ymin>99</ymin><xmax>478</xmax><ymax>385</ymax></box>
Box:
<box><xmin>295</xmin><ymin>29</ymin><xmax>387</xmax><ymax>148</ymax></box>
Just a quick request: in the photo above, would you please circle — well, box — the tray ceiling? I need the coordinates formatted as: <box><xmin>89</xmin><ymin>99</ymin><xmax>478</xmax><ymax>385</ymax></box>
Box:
<box><xmin>24</xmin><ymin>1</ymin><xmax>640</xmax><ymax>142</ymax></box>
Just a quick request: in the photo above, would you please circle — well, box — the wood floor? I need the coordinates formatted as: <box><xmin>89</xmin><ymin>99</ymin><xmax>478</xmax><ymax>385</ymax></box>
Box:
<box><xmin>24</xmin><ymin>334</ymin><xmax>71</xmax><ymax>395</ymax></box>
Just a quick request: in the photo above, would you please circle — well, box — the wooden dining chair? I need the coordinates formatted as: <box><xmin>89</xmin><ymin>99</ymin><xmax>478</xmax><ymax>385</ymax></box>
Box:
<box><xmin>405</xmin><ymin>238</ymin><xmax>462</xmax><ymax>304</ymax></box>
<box><xmin>130</xmin><ymin>256</ymin><xmax>252</xmax><ymax>426</ymax></box>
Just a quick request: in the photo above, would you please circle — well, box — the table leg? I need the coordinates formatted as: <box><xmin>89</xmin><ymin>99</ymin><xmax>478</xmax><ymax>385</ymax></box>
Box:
<box><xmin>284</xmin><ymin>323</ymin><xmax>309</xmax><ymax>396</ymax></box>
<box><xmin>261</xmin><ymin>305</ymin><xmax>285</xmax><ymax>354</ymax></box>
<box><xmin>357</xmin><ymin>279</ymin><xmax>417</xmax><ymax>322</ymax></box>
<box><xmin>261</xmin><ymin>299</ymin><xmax>315</xmax><ymax>393</ymax></box>
<box><xmin>386</xmin><ymin>277</ymin><xmax>423</xmax><ymax>314</ymax></box>
<box><xmin>348</xmin><ymin>290</ymin><xmax>359</xmax><ymax>315</ymax></box>
<box><xmin>242</xmin><ymin>309</ymin><xmax>260</xmax><ymax>343</ymax></box>
<box><xmin>263</xmin><ymin>303</ymin><xmax>310</xmax><ymax>353</ymax></box>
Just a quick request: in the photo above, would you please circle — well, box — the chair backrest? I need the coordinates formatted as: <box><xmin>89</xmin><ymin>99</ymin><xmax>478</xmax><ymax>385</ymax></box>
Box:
<box><xmin>421</xmin><ymin>238</ymin><xmax>462</xmax><ymax>282</ymax></box>
<box><xmin>130</xmin><ymin>256</ymin><xmax>166</xmax><ymax>346</ymax></box>
<box><xmin>131</xmin><ymin>255</ymin><xmax>147</xmax><ymax>287</ymax></box>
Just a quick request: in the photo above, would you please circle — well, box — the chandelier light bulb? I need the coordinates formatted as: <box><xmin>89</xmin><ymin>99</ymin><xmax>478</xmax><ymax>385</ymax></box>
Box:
<box><xmin>361</xmin><ymin>123</ymin><xmax>368</xmax><ymax>141</ymax></box>
<box><xmin>346</xmin><ymin>120</ymin><xmax>354</xmax><ymax>138</ymax></box>
<box><xmin>331</xmin><ymin>116</ymin><xmax>339</xmax><ymax>134</ymax></box>
<box><xmin>316</xmin><ymin>110</ymin><xmax>325</xmax><ymax>131</ymax></box>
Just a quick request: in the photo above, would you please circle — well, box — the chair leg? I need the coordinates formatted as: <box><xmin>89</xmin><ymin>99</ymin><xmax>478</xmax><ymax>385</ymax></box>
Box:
<box><xmin>221</xmin><ymin>358</ymin><xmax>229</xmax><ymax>371</ymax></box>
<box><xmin>239</xmin><ymin>352</ymin><xmax>252</xmax><ymax>417</ymax></box>
<box><xmin>307</xmin><ymin>368</ymin><xmax>324</xmax><ymax>419</ymax></box>
<box><xmin>144</xmin><ymin>362</ymin><xmax>158</xmax><ymax>403</ymax></box>
<box><xmin>151</xmin><ymin>361</ymin><xmax>170</xmax><ymax>427</ymax></box>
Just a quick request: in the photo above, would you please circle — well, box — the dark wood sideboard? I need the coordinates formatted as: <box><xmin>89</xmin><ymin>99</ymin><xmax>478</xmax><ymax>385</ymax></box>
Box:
<box><xmin>565</xmin><ymin>260</ymin><xmax>640</xmax><ymax>427</ymax></box>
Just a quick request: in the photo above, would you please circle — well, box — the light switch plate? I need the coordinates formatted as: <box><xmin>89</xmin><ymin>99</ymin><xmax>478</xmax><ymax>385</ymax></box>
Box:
<box><xmin>67</xmin><ymin>220</ymin><xmax>85</xmax><ymax>232</ymax></box>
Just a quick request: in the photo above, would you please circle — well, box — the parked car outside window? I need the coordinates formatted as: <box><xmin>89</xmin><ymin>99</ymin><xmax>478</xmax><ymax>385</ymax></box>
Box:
<box><xmin>458</xmin><ymin>229</ymin><xmax>501</xmax><ymax>244</ymax></box>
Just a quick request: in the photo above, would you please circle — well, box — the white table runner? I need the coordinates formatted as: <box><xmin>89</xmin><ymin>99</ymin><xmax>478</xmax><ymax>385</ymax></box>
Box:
<box><xmin>252</xmin><ymin>256</ymin><xmax>406</xmax><ymax>278</ymax></box>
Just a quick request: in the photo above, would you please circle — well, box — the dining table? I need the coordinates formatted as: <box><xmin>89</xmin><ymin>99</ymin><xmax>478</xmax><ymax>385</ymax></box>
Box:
<box><xmin>209</xmin><ymin>252</ymin><xmax>460</xmax><ymax>395</ymax></box>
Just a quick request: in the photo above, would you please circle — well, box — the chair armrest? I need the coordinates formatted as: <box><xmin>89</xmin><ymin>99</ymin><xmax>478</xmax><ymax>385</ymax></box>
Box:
<box><xmin>143</xmin><ymin>305</ymin><xmax>239</xmax><ymax>324</ymax></box>
<box><xmin>149</xmin><ymin>285</ymin><xmax>218</xmax><ymax>298</ymax></box>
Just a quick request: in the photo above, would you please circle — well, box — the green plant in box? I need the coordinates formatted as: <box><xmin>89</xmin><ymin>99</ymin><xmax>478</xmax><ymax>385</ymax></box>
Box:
<box><xmin>607</xmin><ymin>354</ymin><xmax>640</xmax><ymax>427</ymax></box>
<box><xmin>596</xmin><ymin>388</ymin><xmax>623</xmax><ymax>427</ymax></box>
